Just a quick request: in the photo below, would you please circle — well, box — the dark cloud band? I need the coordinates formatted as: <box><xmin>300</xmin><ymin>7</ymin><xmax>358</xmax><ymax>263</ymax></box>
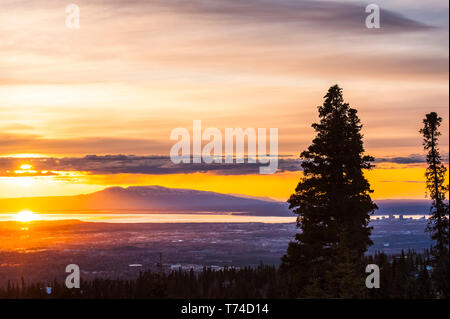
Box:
<box><xmin>1</xmin><ymin>153</ymin><xmax>447</xmax><ymax>176</ymax></box>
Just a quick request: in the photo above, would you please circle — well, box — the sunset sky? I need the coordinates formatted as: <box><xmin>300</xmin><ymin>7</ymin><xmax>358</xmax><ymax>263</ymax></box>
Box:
<box><xmin>0</xmin><ymin>0</ymin><xmax>448</xmax><ymax>201</ymax></box>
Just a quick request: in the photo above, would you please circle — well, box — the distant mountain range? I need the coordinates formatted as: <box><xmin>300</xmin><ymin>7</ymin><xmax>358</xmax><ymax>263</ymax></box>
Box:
<box><xmin>374</xmin><ymin>199</ymin><xmax>433</xmax><ymax>215</ymax></box>
<box><xmin>0</xmin><ymin>185</ymin><xmax>434</xmax><ymax>216</ymax></box>
<box><xmin>0</xmin><ymin>186</ymin><xmax>291</xmax><ymax>216</ymax></box>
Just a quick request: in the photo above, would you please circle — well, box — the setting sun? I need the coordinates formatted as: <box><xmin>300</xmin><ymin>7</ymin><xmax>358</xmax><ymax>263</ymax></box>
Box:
<box><xmin>20</xmin><ymin>164</ymin><xmax>33</xmax><ymax>170</ymax></box>
<box><xmin>14</xmin><ymin>210</ymin><xmax>39</xmax><ymax>222</ymax></box>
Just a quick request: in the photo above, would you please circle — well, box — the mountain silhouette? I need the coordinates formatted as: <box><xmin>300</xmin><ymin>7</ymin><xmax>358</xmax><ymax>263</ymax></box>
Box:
<box><xmin>0</xmin><ymin>186</ymin><xmax>291</xmax><ymax>216</ymax></box>
<box><xmin>0</xmin><ymin>186</ymin><xmax>434</xmax><ymax>216</ymax></box>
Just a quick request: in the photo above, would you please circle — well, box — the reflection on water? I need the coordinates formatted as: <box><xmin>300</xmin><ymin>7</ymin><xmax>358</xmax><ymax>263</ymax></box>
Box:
<box><xmin>0</xmin><ymin>212</ymin><xmax>296</xmax><ymax>223</ymax></box>
<box><xmin>0</xmin><ymin>212</ymin><xmax>429</xmax><ymax>224</ymax></box>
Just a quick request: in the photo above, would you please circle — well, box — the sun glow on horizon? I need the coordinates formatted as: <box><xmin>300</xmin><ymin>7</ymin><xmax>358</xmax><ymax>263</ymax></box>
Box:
<box><xmin>20</xmin><ymin>164</ymin><xmax>33</xmax><ymax>170</ymax></box>
<box><xmin>14</xmin><ymin>210</ymin><xmax>39</xmax><ymax>222</ymax></box>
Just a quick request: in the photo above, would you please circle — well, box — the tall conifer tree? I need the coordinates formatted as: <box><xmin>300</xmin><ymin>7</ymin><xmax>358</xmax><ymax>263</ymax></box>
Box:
<box><xmin>281</xmin><ymin>85</ymin><xmax>377</xmax><ymax>297</ymax></box>
<box><xmin>420</xmin><ymin>112</ymin><xmax>449</xmax><ymax>298</ymax></box>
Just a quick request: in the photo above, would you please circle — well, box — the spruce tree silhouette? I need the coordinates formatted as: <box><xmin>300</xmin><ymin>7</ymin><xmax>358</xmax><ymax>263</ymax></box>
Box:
<box><xmin>281</xmin><ymin>85</ymin><xmax>377</xmax><ymax>298</ymax></box>
<box><xmin>420</xmin><ymin>112</ymin><xmax>449</xmax><ymax>298</ymax></box>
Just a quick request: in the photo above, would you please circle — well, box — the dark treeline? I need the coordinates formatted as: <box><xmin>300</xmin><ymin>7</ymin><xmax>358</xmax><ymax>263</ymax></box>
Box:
<box><xmin>0</xmin><ymin>250</ymin><xmax>437</xmax><ymax>299</ymax></box>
